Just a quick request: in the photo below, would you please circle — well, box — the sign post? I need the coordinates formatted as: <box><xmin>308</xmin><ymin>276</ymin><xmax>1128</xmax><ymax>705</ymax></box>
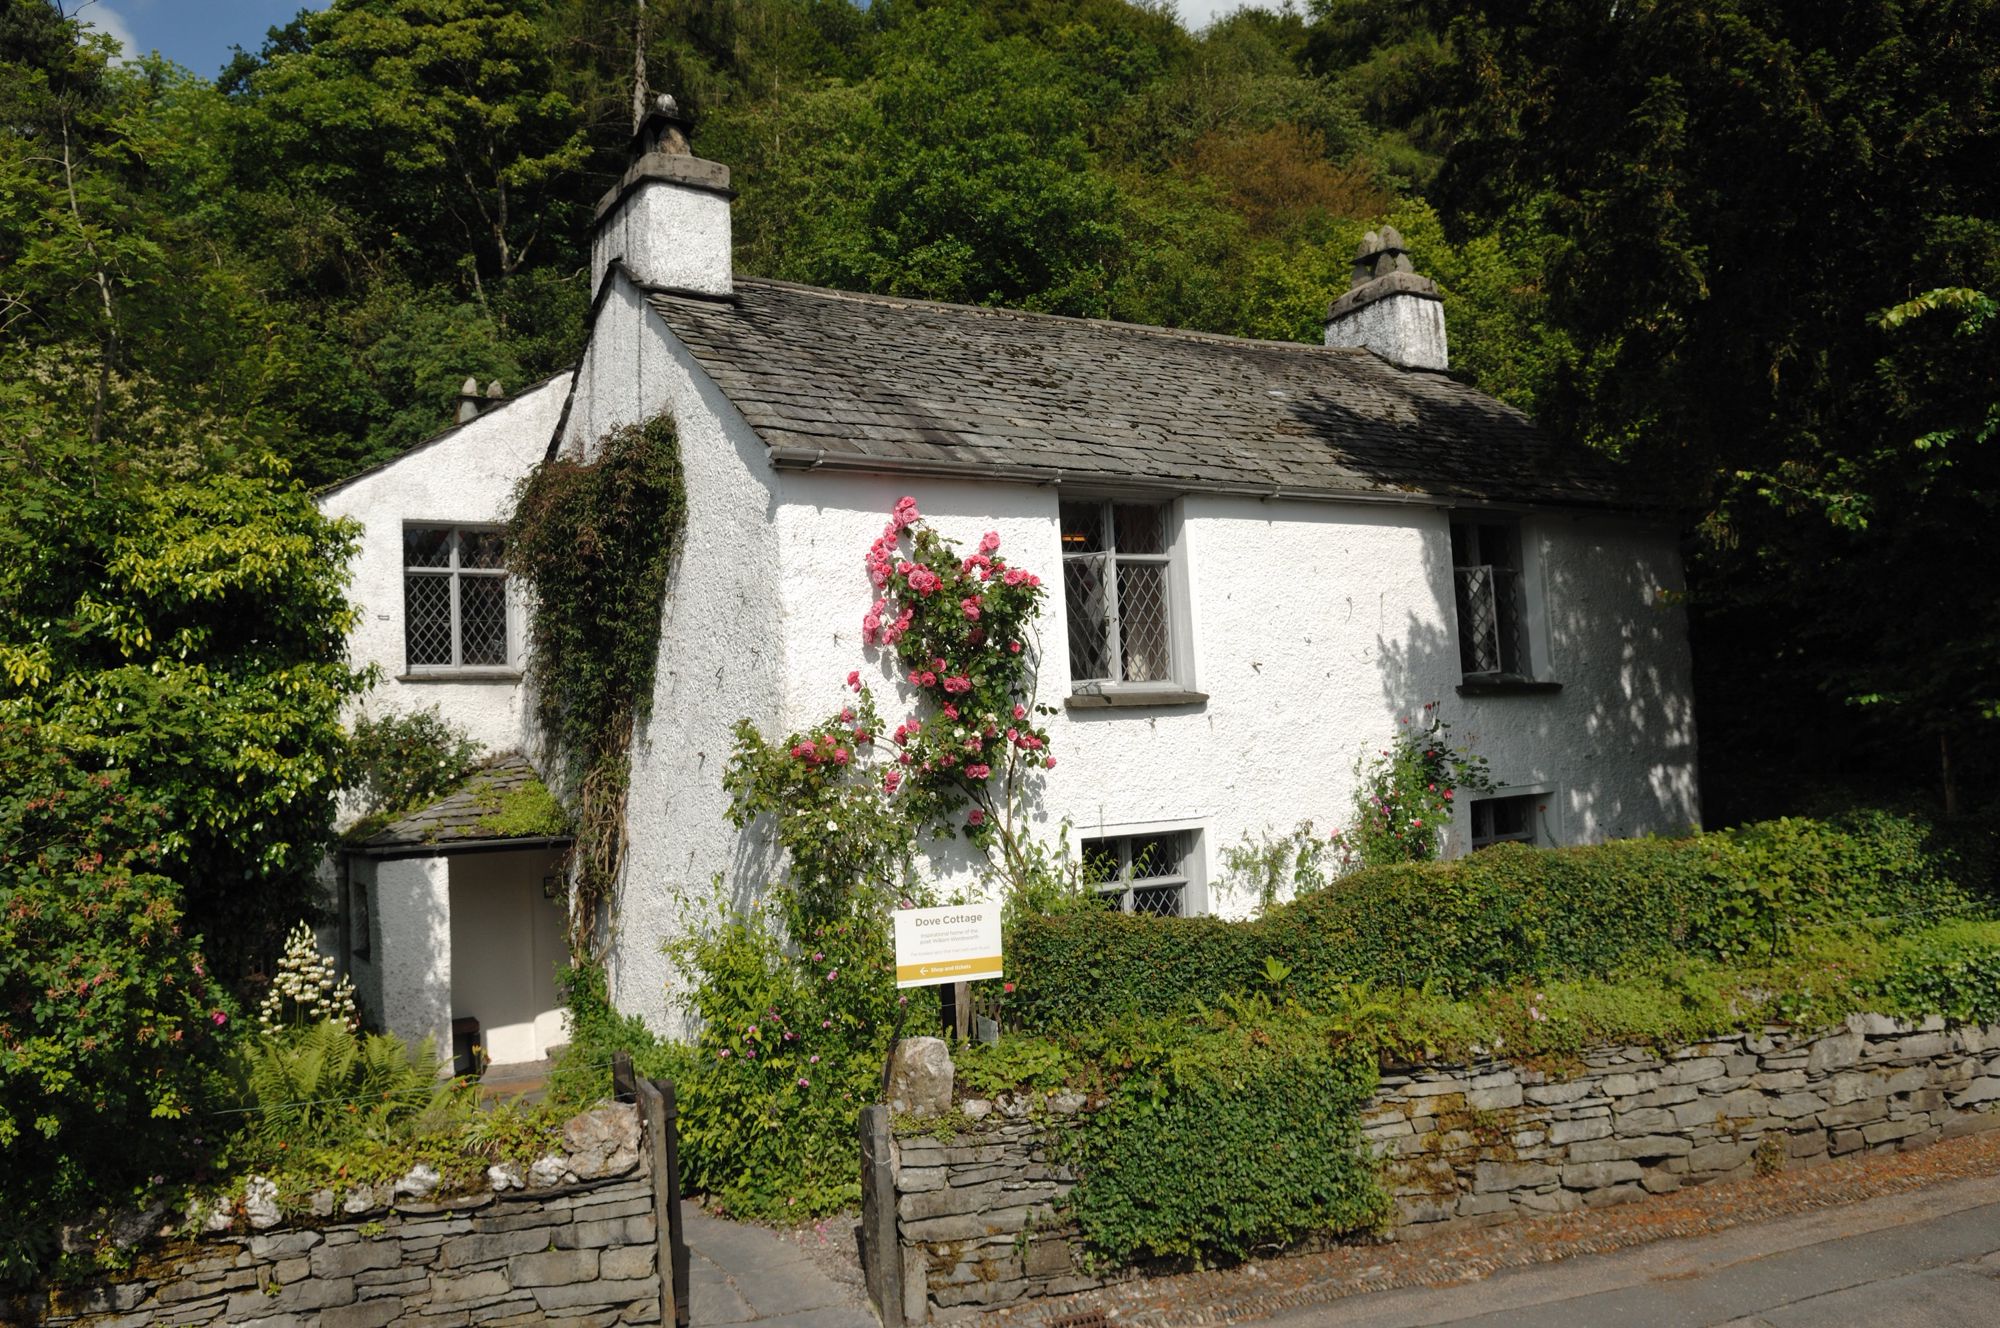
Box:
<box><xmin>891</xmin><ymin>902</ymin><xmax>1002</xmax><ymax>1045</ymax></box>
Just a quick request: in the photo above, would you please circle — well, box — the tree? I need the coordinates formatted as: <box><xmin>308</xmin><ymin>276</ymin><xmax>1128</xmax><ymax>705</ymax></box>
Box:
<box><xmin>1432</xmin><ymin>0</ymin><xmax>2000</xmax><ymax>814</ymax></box>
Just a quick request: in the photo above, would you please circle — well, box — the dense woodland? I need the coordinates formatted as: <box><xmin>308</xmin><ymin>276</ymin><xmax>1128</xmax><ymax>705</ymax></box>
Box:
<box><xmin>5</xmin><ymin>0</ymin><xmax>1997</xmax><ymax>819</ymax></box>
<box><xmin>0</xmin><ymin>0</ymin><xmax>1997</xmax><ymax>1277</ymax></box>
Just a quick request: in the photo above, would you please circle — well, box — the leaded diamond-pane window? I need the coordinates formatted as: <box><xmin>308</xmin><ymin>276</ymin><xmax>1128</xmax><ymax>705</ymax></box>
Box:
<box><xmin>1061</xmin><ymin>500</ymin><xmax>1175</xmax><ymax>685</ymax></box>
<box><xmin>1083</xmin><ymin>830</ymin><xmax>1197</xmax><ymax>916</ymax></box>
<box><xmin>1451</xmin><ymin>520</ymin><xmax>1528</xmax><ymax>678</ymax></box>
<box><xmin>403</xmin><ymin>525</ymin><xmax>509</xmax><ymax>672</ymax></box>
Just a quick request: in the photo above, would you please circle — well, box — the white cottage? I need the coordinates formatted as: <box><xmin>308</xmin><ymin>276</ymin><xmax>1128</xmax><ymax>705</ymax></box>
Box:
<box><xmin>322</xmin><ymin>98</ymin><xmax>1699</xmax><ymax>1059</ymax></box>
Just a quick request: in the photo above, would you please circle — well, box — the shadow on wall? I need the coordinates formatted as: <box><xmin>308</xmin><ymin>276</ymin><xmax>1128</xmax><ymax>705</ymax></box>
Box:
<box><xmin>1372</xmin><ymin>511</ymin><xmax>1699</xmax><ymax>847</ymax></box>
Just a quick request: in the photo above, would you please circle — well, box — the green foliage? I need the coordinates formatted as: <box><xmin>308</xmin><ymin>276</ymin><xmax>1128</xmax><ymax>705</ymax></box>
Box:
<box><xmin>1009</xmin><ymin>811</ymin><xmax>1994</xmax><ymax>1030</ymax></box>
<box><xmin>345</xmin><ymin>707</ymin><xmax>483</xmax><ymax>821</ymax></box>
<box><xmin>1335</xmin><ymin>707</ymin><xmax>1492</xmax><ymax>868</ymax></box>
<box><xmin>232</xmin><ymin>1021</ymin><xmax>462</xmax><ymax>1158</ymax></box>
<box><xmin>1880</xmin><ymin>922</ymin><xmax>2000</xmax><ymax>1025</ymax></box>
<box><xmin>1056</xmin><ymin>1015</ymin><xmax>1386</xmax><ymax>1263</ymax></box>
<box><xmin>0</xmin><ymin>442</ymin><xmax>368</xmax><ymax>976</ymax></box>
<box><xmin>666</xmin><ymin>896</ymin><xmax>939</xmax><ymax>1218</ymax></box>
<box><xmin>508</xmin><ymin>415</ymin><xmax>686</xmax><ymax>951</ymax></box>
<box><xmin>0</xmin><ymin>722</ymin><xmax>230</xmax><ymax>1285</ymax></box>
<box><xmin>469</xmin><ymin>779</ymin><xmax>570</xmax><ymax>839</ymax></box>
<box><xmin>1433</xmin><ymin>0</ymin><xmax>2000</xmax><ymax>813</ymax></box>
<box><xmin>1218</xmin><ymin>821</ymin><xmax>1332</xmax><ymax>911</ymax></box>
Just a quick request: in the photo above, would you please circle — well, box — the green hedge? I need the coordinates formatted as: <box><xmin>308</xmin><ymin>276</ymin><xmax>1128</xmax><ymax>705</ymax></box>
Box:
<box><xmin>1055</xmin><ymin>1019</ymin><xmax>1387</xmax><ymax>1263</ymax></box>
<box><xmin>1008</xmin><ymin>811</ymin><xmax>1994</xmax><ymax>1031</ymax></box>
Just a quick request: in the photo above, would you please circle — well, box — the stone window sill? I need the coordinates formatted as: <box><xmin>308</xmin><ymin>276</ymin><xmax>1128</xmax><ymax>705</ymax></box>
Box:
<box><xmin>396</xmin><ymin>669</ymin><xmax>523</xmax><ymax>684</ymax></box>
<box><xmin>1065</xmin><ymin>685</ymin><xmax>1208</xmax><ymax>710</ymax></box>
<box><xmin>1456</xmin><ymin>676</ymin><xmax>1564</xmax><ymax>698</ymax></box>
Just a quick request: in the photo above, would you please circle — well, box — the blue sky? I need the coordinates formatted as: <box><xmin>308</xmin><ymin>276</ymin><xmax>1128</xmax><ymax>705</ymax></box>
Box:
<box><xmin>78</xmin><ymin>0</ymin><xmax>1258</xmax><ymax>80</ymax></box>
<box><xmin>79</xmin><ymin>0</ymin><xmax>327</xmax><ymax>76</ymax></box>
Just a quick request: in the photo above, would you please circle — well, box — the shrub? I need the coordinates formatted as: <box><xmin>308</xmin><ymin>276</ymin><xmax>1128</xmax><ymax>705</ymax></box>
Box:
<box><xmin>345</xmin><ymin>708</ymin><xmax>483</xmax><ymax>822</ymax></box>
<box><xmin>667</xmin><ymin>894</ymin><xmax>939</xmax><ymax>1218</ymax></box>
<box><xmin>1009</xmin><ymin>811</ymin><xmax>1995</xmax><ymax>1030</ymax></box>
<box><xmin>1057</xmin><ymin>1015</ymin><xmax>1387</xmax><ymax>1264</ymax></box>
<box><xmin>1880</xmin><ymin>922</ymin><xmax>2000</xmax><ymax>1024</ymax></box>
<box><xmin>1334</xmin><ymin>708</ymin><xmax>1491</xmax><ymax>868</ymax></box>
<box><xmin>0</xmin><ymin>722</ymin><xmax>231</xmax><ymax>1285</ymax></box>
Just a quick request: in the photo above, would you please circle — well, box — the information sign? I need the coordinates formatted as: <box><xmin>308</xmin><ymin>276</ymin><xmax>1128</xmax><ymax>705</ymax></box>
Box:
<box><xmin>892</xmin><ymin>902</ymin><xmax>1003</xmax><ymax>988</ymax></box>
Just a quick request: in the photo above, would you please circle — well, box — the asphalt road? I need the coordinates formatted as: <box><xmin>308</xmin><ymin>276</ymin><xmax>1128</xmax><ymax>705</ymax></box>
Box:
<box><xmin>1248</xmin><ymin>1173</ymin><xmax>2000</xmax><ymax>1328</ymax></box>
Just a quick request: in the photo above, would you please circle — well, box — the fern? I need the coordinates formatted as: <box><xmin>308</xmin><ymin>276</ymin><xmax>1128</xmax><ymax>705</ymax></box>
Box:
<box><xmin>238</xmin><ymin>1021</ymin><xmax>461</xmax><ymax>1153</ymax></box>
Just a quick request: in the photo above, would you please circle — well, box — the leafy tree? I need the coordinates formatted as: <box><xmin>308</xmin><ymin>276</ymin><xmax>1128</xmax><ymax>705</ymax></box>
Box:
<box><xmin>1432</xmin><ymin>0</ymin><xmax>2000</xmax><ymax>814</ymax></box>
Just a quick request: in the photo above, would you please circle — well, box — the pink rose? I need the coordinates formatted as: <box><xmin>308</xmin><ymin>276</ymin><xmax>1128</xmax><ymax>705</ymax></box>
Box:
<box><xmin>967</xmin><ymin>809</ymin><xmax>985</xmax><ymax>826</ymax></box>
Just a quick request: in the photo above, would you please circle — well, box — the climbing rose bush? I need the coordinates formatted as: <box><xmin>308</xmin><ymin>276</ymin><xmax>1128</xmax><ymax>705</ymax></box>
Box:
<box><xmin>861</xmin><ymin>498</ymin><xmax>1055</xmax><ymax>860</ymax></box>
<box><xmin>1334</xmin><ymin>705</ymin><xmax>1492</xmax><ymax>868</ymax></box>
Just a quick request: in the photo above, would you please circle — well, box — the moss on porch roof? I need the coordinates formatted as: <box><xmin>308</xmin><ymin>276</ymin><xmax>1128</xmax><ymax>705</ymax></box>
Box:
<box><xmin>345</xmin><ymin>754</ymin><xmax>571</xmax><ymax>856</ymax></box>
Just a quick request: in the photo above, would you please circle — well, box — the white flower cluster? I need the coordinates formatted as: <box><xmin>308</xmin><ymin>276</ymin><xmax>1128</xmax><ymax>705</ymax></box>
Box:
<box><xmin>257</xmin><ymin>921</ymin><xmax>360</xmax><ymax>1034</ymax></box>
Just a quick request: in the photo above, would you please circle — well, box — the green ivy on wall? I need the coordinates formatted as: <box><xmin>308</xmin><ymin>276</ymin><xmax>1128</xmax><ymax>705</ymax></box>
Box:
<box><xmin>507</xmin><ymin>415</ymin><xmax>686</xmax><ymax>955</ymax></box>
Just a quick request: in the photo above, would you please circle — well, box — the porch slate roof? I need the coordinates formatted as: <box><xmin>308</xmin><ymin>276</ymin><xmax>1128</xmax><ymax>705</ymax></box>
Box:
<box><xmin>649</xmin><ymin>278</ymin><xmax>1646</xmax><ymax>510</ymax></box>
<box><xmin>346</xmin><ymin>754</ymin><xmax>570</xmax><ymax>856</ymax></box>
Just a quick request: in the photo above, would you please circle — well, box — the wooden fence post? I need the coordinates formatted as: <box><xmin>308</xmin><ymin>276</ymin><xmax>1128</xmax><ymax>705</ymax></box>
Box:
<box><xmin>635</xmin><ymin>1076</ymin><xmax>690</xmax><ymax>1328</ymax></box>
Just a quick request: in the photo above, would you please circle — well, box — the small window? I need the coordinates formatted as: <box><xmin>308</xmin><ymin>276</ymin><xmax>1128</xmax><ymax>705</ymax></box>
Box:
<box><xmin>1061</xmin><ymin>500</ymin><xmax>1175</xmax><ymax>685</ymax></box>
<box><xmin>1470</xmin><ymin>793</ymin><xmax>1540</xmax><ymax>850</ymax></box>
<box><xmin>1452</xmin><ymin>519</ymin><xmax>1529</xmax><ymax>678</ymax></box>
<box><xmin>404</xmin><ymin>525</ymin><xmax>509</xmax><ymax>671</ymax></box>
<box><xmin>1083</xmin><ymin>830</ymin><xmax>1198</xmax><ymax>916</ymax></box>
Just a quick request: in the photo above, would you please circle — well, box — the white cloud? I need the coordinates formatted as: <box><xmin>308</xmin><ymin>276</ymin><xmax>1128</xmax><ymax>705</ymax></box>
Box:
<box><xmin>76</xmin><ymin>1</ymin><xmax>139</xmax><ymax>61</ymax></box>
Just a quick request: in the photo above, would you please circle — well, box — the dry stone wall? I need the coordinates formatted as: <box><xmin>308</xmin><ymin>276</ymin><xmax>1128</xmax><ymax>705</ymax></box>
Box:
<box><xmin>4</xmin><ymin>1103</ymin><xmax>668</xmax><ymax>1328</ymax></box>
<box><xmin>862</xmin><ymin>1015</ymin><xmax>2000</xmax><ymax>1325</ymax></box>
<box><xmin>1370</xmin><ymin>1015</ymin><xmax>2000</xmax><ymax>1229</ymax></box>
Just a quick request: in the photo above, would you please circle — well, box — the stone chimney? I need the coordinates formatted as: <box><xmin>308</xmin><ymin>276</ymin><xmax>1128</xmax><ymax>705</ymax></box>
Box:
<box><xmin>590</xmin><ymin>93</ymin><xmax>733</xmax><ymax>297</ymax></box>
<box><xmin>1322</xmin><ymin>227</ymin><xmax>1448</xmax><ymax>371</ymax></box>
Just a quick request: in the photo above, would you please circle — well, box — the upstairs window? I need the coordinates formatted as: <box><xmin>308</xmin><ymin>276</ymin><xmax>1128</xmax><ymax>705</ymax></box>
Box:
<box><xmin>1452</xmin><ymin>519</ymin><xmax>1529</xmax><ymax>678</ymax></box>
<box><xmin>1062</xmin><ymin>500</ymin><xmax>1175</xmax><ymax>685</ymax></box>
<box><xmin>404</xmin><ymin>525</ymin><xmax>508</xmax><ymax>672</ymax></box>
<box><xmin>1083</xmin><ymin>829</ymin><xmax>1198</xmax><ymax>916</ymax></box>
<box><xmin>1470</xmin><ymin>793</ymin><xmax>1541</xmax><ymax>849</ymax></box>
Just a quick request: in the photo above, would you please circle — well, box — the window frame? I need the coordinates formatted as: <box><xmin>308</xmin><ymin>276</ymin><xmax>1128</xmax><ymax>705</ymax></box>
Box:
<box><xmin>1078</xmin><ymin>824</ymin><xmax>1206</xmax><ymax>916</ymax></box>
<box><xmin>1468</xmin><ymin>787</ymin><xmax>1556</xmax><ymax>851</ymax></box>
<box><xmin>402</xmin><ymin>522</ymin><xmax>513</xmax><ymax>676</ymax></box>
<box><xmin>1450</xmin><ymin>514</ymin><xmax>1560</xmax><ymax>694</ymax></box>
<box><xmin>1059</xmin><ymin>497</ymin><xmax>1202</xmax><ymax>707</ymax></box>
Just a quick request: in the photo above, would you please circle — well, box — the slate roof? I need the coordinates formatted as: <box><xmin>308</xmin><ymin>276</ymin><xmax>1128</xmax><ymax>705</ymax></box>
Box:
<box><xmin>346</xmin><ymin>755</ymin><xmax>570</xmax><ymax>857</ymax></box>
<box><xmin>650</xmin><ymin>279</ymin><xmax>1644</xmax><ymax>510</ymax></box>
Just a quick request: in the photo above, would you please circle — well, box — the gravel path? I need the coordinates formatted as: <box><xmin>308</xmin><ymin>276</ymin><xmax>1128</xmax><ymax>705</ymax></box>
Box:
<box><xmin>972</xmin><ymin>1122</ymin><xmax>2000</xmax><ymax>1327</ymax></box>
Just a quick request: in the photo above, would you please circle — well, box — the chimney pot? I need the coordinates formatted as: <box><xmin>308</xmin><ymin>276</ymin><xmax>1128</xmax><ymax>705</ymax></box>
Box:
<box><xmin>455</xmin><ymin>376</ymin><xmax>483</xmax><ymax>424</ymax></box>
<box><xmin>485</xmin><ymin>380</ymin><xmax>505</xmax><ymax>399</ymax></box>
<box><xmin>1324</xmin><ymin>231</ymin><xmax>1448</xmax><ymax>371</ymax></box>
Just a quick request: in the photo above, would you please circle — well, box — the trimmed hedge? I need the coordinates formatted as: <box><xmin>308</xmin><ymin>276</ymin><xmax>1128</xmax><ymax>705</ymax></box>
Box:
<box><xmin>1056</xmin><ymin>1019</ymin><xmax>1386</xmax><ymax>1262</ymax></box>
<box><xmin>1008</xmin><ymin>811</ymin><xmax>1994</xmax><ymax>1031</ymax></box>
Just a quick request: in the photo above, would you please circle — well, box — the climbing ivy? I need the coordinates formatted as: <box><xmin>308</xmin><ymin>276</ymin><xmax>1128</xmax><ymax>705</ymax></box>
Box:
<box><xmin>507</xmin><ymin>416</ymin><xmax>685</xmax><ymax>954</ymax></box>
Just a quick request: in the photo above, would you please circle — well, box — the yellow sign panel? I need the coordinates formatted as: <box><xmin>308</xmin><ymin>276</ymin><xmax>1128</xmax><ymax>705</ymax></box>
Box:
<box><xmin>894</xmin><ymin>956</ymin><xmax>1003</xmax><ymax>984</ymax></box>
<box><xmin>893</xmin><ymin>903</ymin><xmax>1003</xmax><ymax>989</ymax></box>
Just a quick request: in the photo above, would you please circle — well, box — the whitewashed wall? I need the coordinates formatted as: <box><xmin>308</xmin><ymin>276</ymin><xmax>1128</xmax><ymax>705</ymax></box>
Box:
<box><xmin>767</xmin><ymin>475</ymin><xmax>1698</xmax><ymax>920</ymax></box>
<box><xmin>569</xmin><ymin>275</ymin><xmax>786</xmax><ymax>1038</ymax></box>
<box><xmin>319</xmin><ymin>375</ymin><xmax>568</xmax><ymax>758</ymax></box>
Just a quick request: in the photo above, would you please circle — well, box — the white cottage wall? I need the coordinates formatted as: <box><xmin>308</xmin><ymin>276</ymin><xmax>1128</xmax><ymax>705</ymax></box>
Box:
<box><xmin>568</xmin><ymin>274</ymin><xmax>786</xmax><ymax>1036</ymax></box>
<box><xmin>370</xmin><ymin>856</ymin><xmax>454</xmax><ymax>1058</ymax></box>
<box><xmin>765</xmin><ymin>474</ymin><xmax>1698</xmax><ymax>920</ymax></box>
<box><xmin>319</xmin><ymin>375</ymin><xmax>568</xmax><ymax>757</ymax></box>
